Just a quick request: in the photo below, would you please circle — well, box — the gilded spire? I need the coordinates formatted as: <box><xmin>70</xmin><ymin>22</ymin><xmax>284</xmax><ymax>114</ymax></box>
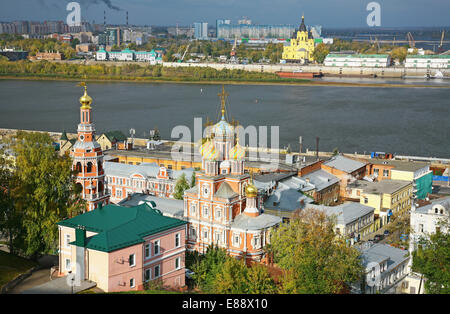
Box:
<box><xmin>217</xmin><ymin>85</ymin><xmax>229</xmax><ymax>120</ymax></box>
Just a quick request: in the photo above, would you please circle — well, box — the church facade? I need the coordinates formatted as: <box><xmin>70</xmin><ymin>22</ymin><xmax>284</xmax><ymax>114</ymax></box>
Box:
<box><xmin>282</xmin><ymin>15</ymin><xmax>315</xmax><ymax>63</ymax></box>
<box><xmin>183</xmin><ymin>87</ymin><xmax>281</xmax><ymax>263</ymax></box>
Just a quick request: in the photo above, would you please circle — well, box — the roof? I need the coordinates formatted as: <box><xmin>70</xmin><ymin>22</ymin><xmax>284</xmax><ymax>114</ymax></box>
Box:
<box><xmin>326</xmin><ymin>54</ymin><xmax>390</xmax><ymax>59</ymax></box>
<box><xmin>350</xmin><ymin>179</ymin><xmax>412</xmax><ymax>195</ymax></box>
<box><xmin>406</xmin><ymin>54</ymin><xmax>450</xmax><ymax>59</ymax></box>
<box><xmin>414</xmin><ymin>196</ymin><xmax>450</xmax><ymax>214</ymax></box>
<box><xmin>358</xmin><ymin>244</ymin><xmax>409</xmax><ymax>270</ymax></box>
<box><xmin>118</xmin><ymin>193</ymin><xmax>185</xmax><ymax>218</ymax></box>
<box><xmin>308</xmin><ymin>202</ymin><xmax>375</xmax><ymax>226</ymax></box>
<box><xmin>103</xmin><ymin>131</ymin><xmax>127</xmax><ymax>142</ymax></box>
<box><xmin>103</xmin><ymin>161</ymin><xmax>194</xmax><ymax>180</ymax></box>
<box><xmin>231</xmin><ymin>212</ymin><xmax>282</xmax><ymax>230</ymax></box>
<box><xmin>323</xmin><ymin>155</ymin><xmax>366</xmax><ymax>173</ymax></box>
<box><xmin>254</xmin><ymin>171</ymin><xmax>296</xmax><ymax>183</ymax></box>
<box><xmin>369</xmin><ymin>159</ymin><xmax>429</xmax><ymax>172</ymax></box>
<box><xmin>57</xmin><ymin>203</ymin><xmax>187</xmax><ymax>252</ymax></box>
<box><xmin>264</xmin><ymin>182</ymin><xmax>314</xmax><ymax>212</ymax></box>
<box><xmin>215</xmin><ymin>182</ymin><xmax>238</xmax><ymax>199</ymax></box>
<box><xmin>299</xmin><ymin>169</ymin><xmax>340</xmax><ymax>192</ymax></box>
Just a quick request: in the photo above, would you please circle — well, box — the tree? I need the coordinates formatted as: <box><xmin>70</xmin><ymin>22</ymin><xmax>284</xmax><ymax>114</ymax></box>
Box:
<box><xmin>390</xmin><ymin>47</ymin><xmax>408</xmax><ymax>63</ymax></box>
<box><xmin>191</xmin><ymin>245</ymin><xmax>228</xmax><ymax>293</ymax></box>
<box><xmin>312</xmin><ymin>43</ymin><xmax>330</xmax><ymax>64</ymax></box>
<box><xmin>0</xmin><ymin>140</ymin><xmax>25</xmax><ymax>255</ymax></box>
<box><xmin>270</xmin><ymin>208</ymin><xmax>364</xmax><ymax>294</ymax></box>
<box><xmin>10</xmin><ymin>131</ymin><xmax>85</xmax><ymax>258</ymax></box>
<box><xmin>214</xmin><ymin>257</ymin><xmax>249</xmax><ymax>293</ymax></box>
<box><xmin>173</xmin><ymin>173</ymin><xmax>190</xmax><ymax>200</ymax></box>
<box><xmin>412</xmin><ymin>219</ymin><xmax>449</xmax><ymax>294</ymax></box>
<box><xmin>70</xmin><ymin>38</ymin><xmax>80</xmax><ymax>49</ymax></box>
<box><xmin>246</xmin><ymin>263</ymin><xmax>277</xmax><ymax>294</ymax></box>
<box><xmin>190</xmin><ymin>171</ymin><xmax>196</xmax><ymax>188</ymax></box>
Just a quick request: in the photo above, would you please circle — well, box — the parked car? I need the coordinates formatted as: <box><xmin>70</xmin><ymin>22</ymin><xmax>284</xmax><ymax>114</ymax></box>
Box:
<box><xmin>374</xmin><ymin>234</ymin><xmax>384</xmax><ymax>242</ymax></box>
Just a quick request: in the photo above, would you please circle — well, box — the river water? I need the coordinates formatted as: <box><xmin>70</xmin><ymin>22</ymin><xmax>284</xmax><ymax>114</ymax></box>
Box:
<box><xmin>0</xmin><ymin>79</ymin><xmax>449</xmax><ymax>158</ymax></box>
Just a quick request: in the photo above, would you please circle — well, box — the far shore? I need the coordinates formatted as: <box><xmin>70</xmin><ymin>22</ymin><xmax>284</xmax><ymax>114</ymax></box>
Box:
<box><xmin>0</xmin><ymin>74</ymin><xmax>449</xmax><ymax>89</ymax></box>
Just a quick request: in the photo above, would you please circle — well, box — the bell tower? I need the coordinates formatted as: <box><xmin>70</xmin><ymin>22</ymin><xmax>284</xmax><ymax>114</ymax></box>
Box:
<box><xmin>71</xmin><ymin>82</ymin><xmax>110</xmax><ymax>211</ymax></box>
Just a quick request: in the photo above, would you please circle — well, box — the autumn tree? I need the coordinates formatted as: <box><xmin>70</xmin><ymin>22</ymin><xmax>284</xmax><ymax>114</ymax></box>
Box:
<box><xmin>10</xmin><ymin>131</ymin><xmax>85</xmax><ymax>258</ymax></box>
<box><xmin>312</xmin><ymin>43</ymin><xmax>330</xmax><ymax>64</ymax></box>
<box><xmin>270</xmin><ymin>208</ymin><xmax>364</xmax><ymax>293</ymax></box>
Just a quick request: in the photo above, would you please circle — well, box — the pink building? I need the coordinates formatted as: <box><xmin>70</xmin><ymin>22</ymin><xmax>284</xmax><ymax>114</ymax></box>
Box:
<box><xmin>57</xmin><ymin>203</ymin><xmax>187</xmax><ymax>292</ymax></box>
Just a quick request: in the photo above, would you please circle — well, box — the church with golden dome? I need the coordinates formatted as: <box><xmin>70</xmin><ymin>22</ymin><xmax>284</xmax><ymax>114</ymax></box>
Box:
<box><xmin>282</xmin><ymin>15</ymin><xmax>315</xmax><ymax>63</ymax></box>
<box><xmin>183</xmin><ymin>86</ymin><xmax>281</xmax><ymax>264</ymax></box>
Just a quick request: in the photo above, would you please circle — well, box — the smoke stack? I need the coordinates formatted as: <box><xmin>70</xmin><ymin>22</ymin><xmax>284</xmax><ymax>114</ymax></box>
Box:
<box><xmin>126</xmin><ymin>11</ymin><xmax>128</xmax><ymax>26</ymax></box>
<box><xmin>104</xmin><ymin>11</ymin><xmax>106</xmax><ymax>26</ymax></box>
<box><xmin>316</xmin><ymin>136</ymin><xmax>319</xmax><ymax>160</ymax></box>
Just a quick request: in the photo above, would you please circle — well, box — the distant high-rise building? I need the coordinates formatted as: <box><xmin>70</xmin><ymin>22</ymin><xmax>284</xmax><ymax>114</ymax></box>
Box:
<box><xmin>194</xmin><ymin>22</ymin><xmax>208</xmax><ymax>39</ymax></box>
<box><xmin>217</xmin><ymin>22</ymin><xmax>296</xmax><ymax>39</ymax></box>
<box><xmin>238</xmin><ymin>18</ymin><xmax>252</xmax><ymax>25</ymax></box>
<box><xmin>216</xmin><ymin>19</ymin><xmax>231</xmax><ymax>38</ymax></box>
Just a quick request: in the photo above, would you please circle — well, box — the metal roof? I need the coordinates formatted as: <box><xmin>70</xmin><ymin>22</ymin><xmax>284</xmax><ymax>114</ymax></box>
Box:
<box><xmin>308</xmin><ymin>202</ymin><xmax>375</xmax><ymax>225</ymax></box>
<box><xmin>323</xmin><ymin>155</ymin><xmax>366</xmax><ymax>173</ymax></box>
<box><xmin>118</xmin><ymin>193</ymin><xmax>185</xmax><ymax>218</ymax></box>
<box><xmin>58</xmin><ymin>203</ymin><xmax>187</xmax><ymax>252</ymax></box>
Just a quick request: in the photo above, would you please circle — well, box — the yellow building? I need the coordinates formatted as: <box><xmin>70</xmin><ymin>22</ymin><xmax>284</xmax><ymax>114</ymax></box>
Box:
<box><xmin>282</xmin><ymin>15</ymin><xmax>315</xmax><ymax>63</ymax></box>
<box><xmin>348</xmin><ymin>179</ymin><xmax>413</xmax><ymax>230</ymax></box>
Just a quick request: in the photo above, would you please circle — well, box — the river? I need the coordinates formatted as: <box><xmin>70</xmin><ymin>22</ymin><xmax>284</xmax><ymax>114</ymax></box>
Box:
<box><xmin>0</xmin><ymin>79</ymin><xmax>449</xmax><ymax>158</ymax></box>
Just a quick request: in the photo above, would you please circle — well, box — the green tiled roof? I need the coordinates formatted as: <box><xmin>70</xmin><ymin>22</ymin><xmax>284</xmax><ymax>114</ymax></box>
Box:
<box><xmin>406</xmin><ymin>54</ymin><xmax>450</xmax><ymax>59</ymax></box>
<box><xmin>326</xmin><ymin>54</ymin><xmax>389</xmax><ymax>58</ymax></box>
<box><xmin>104</xmin><ymin>130</ymin><xmax>127</xmax><ymax>142</ymax></box>
<box><xmin>58</xmin><ymin>204</ymin><xmax>187</xmax><ymax>252</ymax></box>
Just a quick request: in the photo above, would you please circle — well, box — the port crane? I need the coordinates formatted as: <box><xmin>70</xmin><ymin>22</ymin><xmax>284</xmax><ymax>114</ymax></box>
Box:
<box><xmin>438</xmin><ymin>30</ymin><xmax>445</xmax><ymax>53</ymax></box>
<box><xmin>406</xmin><ymin>32</ymin><xmax>415</xmax><ymax>48</ymax></box>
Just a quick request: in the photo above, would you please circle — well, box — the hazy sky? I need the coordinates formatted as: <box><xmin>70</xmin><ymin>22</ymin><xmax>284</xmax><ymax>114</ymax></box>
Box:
<box><xmin>0</xmin><ymin>0</ymin><xmax>449</xmax><ymax>27</ymax></box>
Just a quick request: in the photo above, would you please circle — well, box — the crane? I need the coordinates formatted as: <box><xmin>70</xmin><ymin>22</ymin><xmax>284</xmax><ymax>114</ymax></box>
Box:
<box><xmin>406</xmin><ymin>32</ymin><xmax>415</xmax><ymax>48</ymax></box>
<box><xmin>438</xmin><ymin>30</ymin><xmax>445</xmax><ymax>53</ymax></box>
<box><xmin>178</xmin><ymin>44</ymin><xmax>190</xmax><ymax>62</ymax></box>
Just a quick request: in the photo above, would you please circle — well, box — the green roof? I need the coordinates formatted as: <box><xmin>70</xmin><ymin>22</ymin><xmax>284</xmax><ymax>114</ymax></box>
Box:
<box><xmin>58</xmin><ymin>204</ymin><xmax>187</xmax><ymax>253</ymax></box>
<box><xmin>406</xmin><ymin>54</ymin><xmax>450</xmax><ymax>59</ymax></box>
<box><xmin>326</xmin><ymin>54</ymin><xmax>389</xmax><ymax>58</ymax></box>
<box><xmin>104</xmin><ymin>130</ymin><xmax>127</xmax><ymax>142</ymax></box>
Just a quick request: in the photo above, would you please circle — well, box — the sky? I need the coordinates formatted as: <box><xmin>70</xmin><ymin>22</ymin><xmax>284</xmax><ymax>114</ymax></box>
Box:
<box><xmin>0</xmin><ymin>0</ymin><xmax>449</xmax><ymax>27</ymax></box>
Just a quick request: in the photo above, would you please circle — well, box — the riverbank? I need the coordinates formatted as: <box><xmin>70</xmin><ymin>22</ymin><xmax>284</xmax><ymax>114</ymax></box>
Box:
<box><xmin>1</xmin><ymin>74</ymin><xmax>449</xmax><ymax>89</ymax></box>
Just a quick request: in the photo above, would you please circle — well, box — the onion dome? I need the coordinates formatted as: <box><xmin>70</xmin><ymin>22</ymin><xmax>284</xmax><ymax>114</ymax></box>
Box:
<box><xmin>245</xmin><ymin>181</ymin><xmax>258</xmax><ymax>198</ymax></box>
<box><xmin>229</xmin><ymin>140</ymin><xmax>245</xmax><ymax>160</ymax></box>
<box><xmin>202</xmin><ymin>139</ymin><xmax>219</xmax><ymax>161</ymax></box>
<box><xmin>79</xmin><ymin>85</ymin><xmax>92</xmax><ymax>109</ymax></box>
<box><xmin>213</xmin><ymin>117</ymin><xmax>234</xmax><ymax>137</ymax></box>
<box><xmin>198</xmin><ymin>138</ymin><xmax>211</xmax><ymax>156</ymax></box>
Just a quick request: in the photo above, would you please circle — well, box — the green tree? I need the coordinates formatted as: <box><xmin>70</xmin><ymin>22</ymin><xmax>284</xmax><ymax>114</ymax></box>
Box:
<box><xmin>390</xmin><ymin>47</ymin><xmax>408</xmax><ymax>63</ymax></box>
<box><xmin>10</xmin><ymin>131</ymin><xmax>84</xmax><ymax>258</ymax></box>
<box><xmin>191</xmin><ymin>245</ymin><xmax>228</xmax><ymax>293</ymax></box>
<box><xmin>0</xmin><ymin>141</ymin><xmax>25</xmax><ymax>255</ymax></box>
<box><xmin>214</xmin><ymin>257</ymin><xmax>249</xmax><ymax>293</ymax></box>
<box><xmin>412</xmin><ymin>219</ymin><xmax>450</xmax><ymax>294</ymax></box>
<box><xmin>246</xmin><ymin>264</ymin><xmax>277</xmax><ymax>294</ymax></box>
<box><xmin>190</xmin><ymin>171</ymin><xmax>196</xmax><ymax>188</ymax></box>
<box><xmin>270</xmin><ymin>208</ymin><xmax>363</xmax><ymax>294</ymax></box>
<box><xmin>173</xmin><ymin>173</ymin><xmax>190</xmax><ymax>200</ymax></box>
<box><xmin>312</xmin><ymin>43</ymin><xmax>329</xmax><ymax>64</ymax></box>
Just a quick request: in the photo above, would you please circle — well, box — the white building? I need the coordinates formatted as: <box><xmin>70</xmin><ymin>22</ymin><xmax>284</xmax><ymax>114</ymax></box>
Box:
<box><xmin>108</xmin><ymin>48</ymin><xmax>134</xmax><ymax>61</ymax></box>
<box><xmin>405</xmin><ymin>197</ymin><xmax>450</xmax><ymax>293</ymax></box>
<box><xmin>404</xmin><ymin>54</ymin><xmax>450</xmax><ymax>69</ymax></box>
<box><xmin>324</xmin><ymin>54</ymin><xmax>391</xmax><ymax>67</ymax></box>
<box><xmin>354</xmin><ymin>243</ymin><xmax>410</xmax><ymax>294</ymax></box>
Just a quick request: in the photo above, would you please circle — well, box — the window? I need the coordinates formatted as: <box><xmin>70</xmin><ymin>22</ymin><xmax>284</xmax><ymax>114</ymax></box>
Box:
<box><xmin>419</xmin><ymin>224</ymin><xmax>424</xmax><ymax>232</ymax></box>
<box><xmin>215</xmin><ymin>208</ymin><xmax>222</xmax><ymax>220</ymax></box>
<box><xmin>203</xmin><ymin>206</ymin><xmax>209</xmax><ymax>218</ymax></box>
<box><xmin>364</xmin><ymin>197</ymin><xmax>368</xmax><ymax>204</ymax></box>
<box><xmin>130</xmin><ymin>278</ymin><xmax>135</xmax><ymax>288</ymax></box>
<box><xmin>175</xmin><ymin>257</ymin><xmax>181</xmax><ymax>270</ymax></box>
<box><xmin>203</xmin><ymin>229</ymin><xmax>209</xmax><ymax>240</ymax></box>
<box><xmin>129</xmin><ymin>254</ymin><xmax>135</xmax><ymax>267</ymax></box>
<box><xmin>65</xmin><ymin>234</ymin><xmax>71</xmax><ymax>248</ymax></box>
<box><xmin>65</xmin><ymin>258</ymin><xmax>71</xmax><ymax>271</ymax></box>
<box><xmin>154</xmin><ymin>265</ymin><xmax>160</xmax><ymax>278</ymax></box>
<box><xmin>191</xmin><ymin>227</ymin><xmax>197</xmax><ymax>238</ymax></box>
<box><xmin>175</xmin><ymin>233</ymin><xmax>181</xmax><ymax>248</ymax></box>
<box><xmin>145</xmin><ymin>244</ymin><xmax>150</xmax><ymax>259</ymax></box>
<box><xmin>144</xmin><ymin>269</ymin><xmax>151</xmax><ymax>282</ymax></box>
<box><xmin>154</xmin><ymin>240</ymin><xmax>160</xmax><ymax>255</ymax></box>
<box><xmin>383</xmin><ymin>169</ymin><xmax>389</xmax><ymax>177</ymax></box>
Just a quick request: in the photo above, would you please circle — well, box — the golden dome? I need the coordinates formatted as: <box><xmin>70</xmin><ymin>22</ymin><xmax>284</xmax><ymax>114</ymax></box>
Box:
<box><xmin>79</xmin><ymin>86</ymin><xmax>92</xmax><ymax>109</ymax></box>
<box><xmin>245</xmin><ymin>182</ymin><xmax>258</xmax><ymax>198</ymax></box>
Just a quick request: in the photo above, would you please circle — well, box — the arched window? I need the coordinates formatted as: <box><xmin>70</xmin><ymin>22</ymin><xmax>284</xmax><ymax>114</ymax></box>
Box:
<box><xmin>98</xmin><ymin>181</ymin><xmax>104</xmax><ymax>193</ymax></box>
<box><xmin>75</xmin><ymin>162</ymin><xmax>82</xmax><ymax>173</ymax></box>
<box><xmin>98</xmin><ymin>161</ymin><xmax>102</xmax><ymax>172</ymax></box>
<box><xmin>87</xmin><ymin>162</ymin><xmax>93</xmax><ymax>173</ymax></box>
